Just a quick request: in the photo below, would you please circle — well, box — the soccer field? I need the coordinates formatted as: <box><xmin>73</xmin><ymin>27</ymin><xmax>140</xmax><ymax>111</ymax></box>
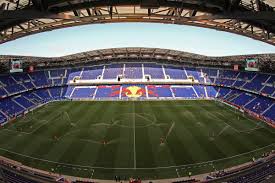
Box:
<box><xmin>0</xmin><ymin>100</ymin><xmax>274</xmax><ymax>180</ymax></box>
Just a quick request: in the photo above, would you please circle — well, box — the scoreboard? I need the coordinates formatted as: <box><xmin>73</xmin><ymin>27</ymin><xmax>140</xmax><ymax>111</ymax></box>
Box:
<box><xmin>245</xmin><ymin>58</ymin><xmax>259</xmax><ymax>72</ymax></box>
<box><xmin>10</xmin><ymin>60</ymin><xmax>23</xmax><ymax>73</ymax></box>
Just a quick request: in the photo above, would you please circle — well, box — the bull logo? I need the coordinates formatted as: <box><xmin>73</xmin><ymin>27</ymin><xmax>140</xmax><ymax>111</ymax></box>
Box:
<box><xmin>122</xmin><ymin>86</ymin><xmax>145</xmax><ymax>98</ymax></box>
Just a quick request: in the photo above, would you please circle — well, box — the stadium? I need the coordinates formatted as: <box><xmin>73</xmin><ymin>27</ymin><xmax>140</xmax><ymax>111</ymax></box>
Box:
<box><xmin>0</xmin><ymin>1</ymin><xmax>274</xmax><ymax>183</ymax></box>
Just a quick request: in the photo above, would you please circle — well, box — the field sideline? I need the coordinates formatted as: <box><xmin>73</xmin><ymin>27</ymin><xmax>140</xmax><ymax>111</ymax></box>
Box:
<box><xmin>0</xmin><ymin>100</ymin><xmax>274</xmax><ymax>180</ymax></box>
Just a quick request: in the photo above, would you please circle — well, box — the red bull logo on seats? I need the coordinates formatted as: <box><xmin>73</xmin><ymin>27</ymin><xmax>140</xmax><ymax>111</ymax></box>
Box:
<box><xmin>122</xmin><ymin>86</ymin><xmax>145</xmax><ymax>98</ymax></box>
<box><xmin>147</xmin><ymin>85</ymin><xmax>159</xmax><ymax>97</ymax></box>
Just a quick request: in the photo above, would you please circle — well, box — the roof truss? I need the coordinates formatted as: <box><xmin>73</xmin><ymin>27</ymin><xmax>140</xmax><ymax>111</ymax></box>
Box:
<box><xmin>0</xmin><ymin>0</ymin><xmax>274</xmax><ymax>45</ymax></box>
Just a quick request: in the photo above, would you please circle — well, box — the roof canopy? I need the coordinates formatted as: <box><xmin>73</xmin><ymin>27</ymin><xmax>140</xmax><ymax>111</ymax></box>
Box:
<box><xmin>0</xmin><ymin>0</ymin><xmax>274</xmax><ymax>45</ymax></box>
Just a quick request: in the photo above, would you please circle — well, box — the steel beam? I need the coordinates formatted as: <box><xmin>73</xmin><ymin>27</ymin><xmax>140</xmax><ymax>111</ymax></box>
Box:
<box><xmin>0</xmin><ymin>0</ymin><xmax>274</xmax><ymax>46</ymax></box>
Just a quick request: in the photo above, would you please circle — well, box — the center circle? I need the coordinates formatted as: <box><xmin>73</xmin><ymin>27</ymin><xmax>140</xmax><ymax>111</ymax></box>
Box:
<box><xmin>113</xmin><ymin>113</ymin><xmax>156</xmax><ymax>128</ymax></box>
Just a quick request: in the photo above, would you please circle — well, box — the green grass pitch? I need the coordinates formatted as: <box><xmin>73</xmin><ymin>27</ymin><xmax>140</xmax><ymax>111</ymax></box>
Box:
<box><xmin>0</xmin><ymin>100</ymin><xmax>274</xmax><ymax>180</ymax></box>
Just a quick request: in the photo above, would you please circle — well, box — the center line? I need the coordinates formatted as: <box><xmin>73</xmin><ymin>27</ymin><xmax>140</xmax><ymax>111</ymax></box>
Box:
<box><xmin>133</xmin><ymin>102</ymin><xmax>136</xmax><ymax>169</ymax></box>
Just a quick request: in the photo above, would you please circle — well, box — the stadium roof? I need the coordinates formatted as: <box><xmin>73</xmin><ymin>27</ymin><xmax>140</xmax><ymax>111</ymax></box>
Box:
<box><xmin>0</xmin><ymin>0</ymin><xmax>274</xmax><ymax>45</ymax></box>
<box><xmin>0</xmin><ymin>47</ymin><xmax>274</xmax><ymax>71</ymax></box>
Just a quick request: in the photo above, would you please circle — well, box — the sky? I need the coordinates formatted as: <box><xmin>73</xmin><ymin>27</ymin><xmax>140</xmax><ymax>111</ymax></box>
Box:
<box><xmin>0</xmin><ymin>23</ymin><xmax>274</xmax><ymax>57</ymax></box>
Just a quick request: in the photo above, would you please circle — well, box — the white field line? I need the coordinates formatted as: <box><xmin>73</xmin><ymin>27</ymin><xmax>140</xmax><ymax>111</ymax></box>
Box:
<box><xmin>29</xmin><ymin>111</ymin><xmax>68</xmax><ymax>134</ymax></box>
<box><xmin>5</xmin><ymin>108</ymin><xmax>62</xmax><ymax>135</ymax></box>
<box><xmin>0</xmin><ymin>143</ymin><xmax>273</xmax><ymax>170</ymax></box>
<box><xmin>146</xmin><ymin>104</ymin><xmax>214</xmax><ymax>107</ymax></box>
<box><xmin>217</xmin><ymin>118</ymin><xmax>262</xmax><ymax>134</ymax></box>
<box><xmin>63</xmin><ymin>111</ymin><xmax>71</xmax><ymax>122</ymax></box>
<box><xmin>218</xmin><ymin>106</ymin><xmax>274</xmax><ymax>133</ymax></box>
<box><xmin>176</xmin><ymin>168</ymin><xmax>180</xmax><ymax>178</ymax></box>
<box><xmin>79</xmin><ymin>139</ymin><xmax>102</xmax><ymax>145</ymax></box>
<box><xmin>29</xmin><ymin>119</ymin><xmax>52</xmax><ymax>134</ymax></box>
<box><xmin>220</xmin><ymin>120</ymin><xmax>239</xmax><ymax>133</ymax></box>
<box><xmin>201</xmin><ymin>108</ymin><xmax>262</xmax><ymax>135</ymax></box>
<box><xmin>111</xmin><ymin>113</ymin><xmax>157</xmax><ymax>128</ymax></box>
<box><xmin>25</xmin><ymin>112</ymin><xmax>61</xmax><ymax>134</ymax></box>
<box><xmin>2</xmin><ymin>128</ymin><xmax>31</xmax><ymax>135</ymax></box>
<box><xmin>214</xmin><ymin>111</ymin><xmax>263</xmax><ymax>134</ymax></box>
<box><xmin>5</xmin><ymin>118</ymin><xmax>48</xmax><ymax>135</ymax></box>
<box><xmin>249</xmin><ymin>123</ymin><xmax>275</xmax><ymax>134</ymax></box>
<box><xmin>90</xmin><ymin>169</ymin><xmax>94</xmax><ymax>179</ymax></box>
<box><xmin>238</xmin><ymin>127</ymin><xmax>263</xmax><ymax>134</ymax></box>
<box><xmin>164</xmin><ymin>122</ymin><xmax>175</xmax><ymax>142</ymax></box>
<box><xmin>59</xmin><ymin>129</ymin><xmax>82</xmax><ymax>139</ymax></box>
<box><xmin>79</xmin><ymin>138</ymin><xmax>120</xmax><ymax>145</ymax></box>
<box><xmin>217</xmin><ymin>125</ymin><xmax>230</xmax><ymax>137</ymax></box>
<box><xmin>227</xmin><ymin>107</ymin><xmax>269</xmax><ymax>127</ymax></box>
<box><xmin>9</xmin><ymin>118</ymin><xmax>44</xmax><ymax>128</ymax></box>
<box><xmin>203</xmin><ymin>109</ymin><xmax>226</xmax><ymax>122</ymax></box>
<box><xmin>1</xmin><ymin>101</ymin><xmax>273</xmax><ymax>171</ymax></box>
<box><xmin>3</xmin><ymin>114</ymin><xmax>64</xmax><ymax>135</ymax></box>
<box><xmin>132</xmin><ymin>103</ymin><xmax>136</xmax><ymax>169</ymax></box>
<box><xmin>59</xmin><ymin>119</ymin><xmax>118</xmax><ymax>139</ymax></box>
<box><xmin>135</xmin><ymin>113</ymin><xmax>156</xmax><ymax>123</ymax></box>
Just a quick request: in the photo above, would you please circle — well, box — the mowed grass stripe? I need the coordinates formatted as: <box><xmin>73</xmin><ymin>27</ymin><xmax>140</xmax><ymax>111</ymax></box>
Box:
<box><xmin>194</xmin><ymin>104</ymin><xmax>246</xmax><ymax>156</ymax></box>
<box><xmin>146</xmin><ymin>101</ymin><xmax>177</xmax><ymax>167</ymax></box>
<box><xmin>210</xmin><ymin>105</ymin><xmax>275</xmax><ymax>152</ymax></box>
<box><xmin>30</xmin><ymin>102</ymin><xmax>77</xmax><ymax>136</ymax></box>
<box><xmin>93</xmin><ymin>102</ymin><xmax>124</xmax><ymax>168</ymax></box>
<box><xmin>199</xmin><ymin>105</ymin><xmax>263</xmax><ymax>156</ymax></box>
<box><xmin>135</xmin><ymin>102</ymin><xmax>157</xmax><ymax>168</ymax></box>
<box><xmin>241</xmin><ymin>128</ymin><xmax>275</xmax><ymax>148</ymax></box>
<box><xmin>72</xmin><ymin>102</ymin><xmax>111</xmax><ymax>167</ymax></box>
<box><xmin>47</xmin><ymin>103</ymin><xmax>101</xmax><ymax>165</ymax></box>
<box><xmin>158</xmin><ymin>102</ymin><xmax>198</xmax><ymax>165</ymax></box>
<box><xmin>174</xmin><ymin>109</ymin><xmax>225</xmax><ymax>162</ymax></box>
<box><xmin>147</xmin><ymin>101</ymin><xmax>181</xmax><ymax>179</ymax></box>
<box><xmin>41</xmin><ymin>102</ymin><xmax>100</xmax><ymax>166</ymax></box>
<box><xmin>212</xmin><ymin>105</ymin><xmax>259</xmax><ymax>131</ymax></box>
<box><xmin>171</xmin><ymin>103</ymin><xmax>219</xmax><ymax>161</ymax></box>
<box><xmin>42</xmin><ymin>102</ymin><xmax>103</xmax><ymax>163</ymax></box>
<box><xmin>198</xmin><ymin>105</ymin><xmax>254</xmax><ymax>151</ymax></box>
<box><xmin>49</xmin><ymin>103</ymin><xmax>95</xmax><ymax>165</ymax></box>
